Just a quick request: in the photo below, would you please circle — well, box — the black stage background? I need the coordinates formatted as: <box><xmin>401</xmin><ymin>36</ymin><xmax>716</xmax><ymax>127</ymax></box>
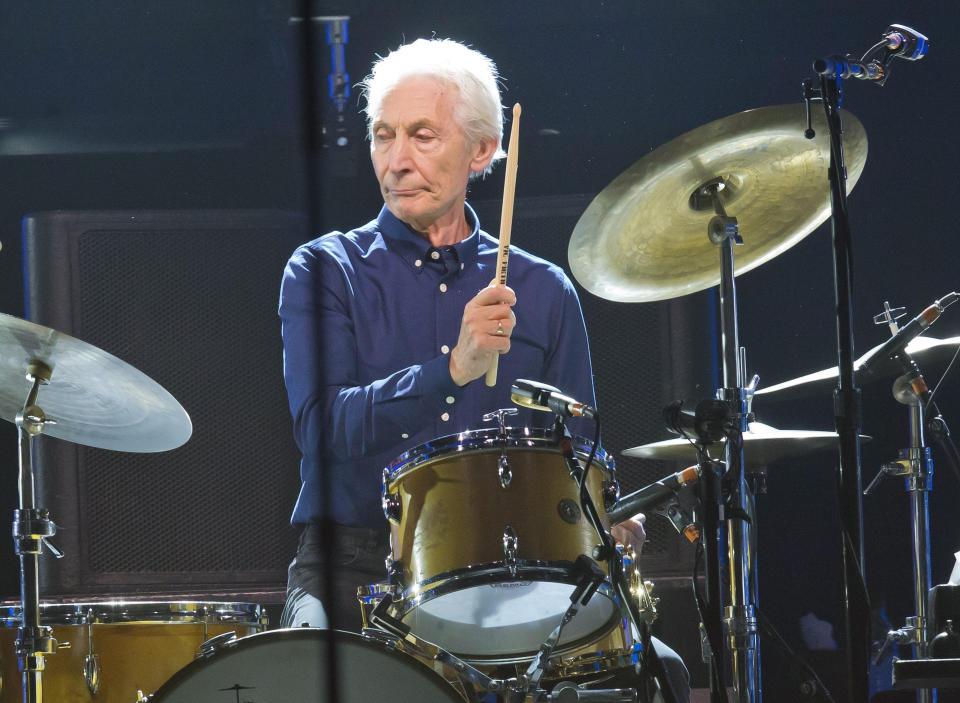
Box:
<box><xmin>1</xmin><ymin>1</ymin><xmax>959</xmax><ymax>698</ymax></box>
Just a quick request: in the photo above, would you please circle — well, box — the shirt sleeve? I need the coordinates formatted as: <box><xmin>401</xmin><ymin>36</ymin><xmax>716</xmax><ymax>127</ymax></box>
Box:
<box><xmin>540</xmin><ymin>271</ymin><xmax>598</xmax><ymax>439</ymax></box>
<box><xmin>278</xmin><ymin>242</ymin><xmax>460</xmax><ymax>463</ymax></box>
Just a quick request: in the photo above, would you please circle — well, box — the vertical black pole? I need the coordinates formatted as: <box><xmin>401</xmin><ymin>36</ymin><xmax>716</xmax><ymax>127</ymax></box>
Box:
<box><xmin>820</xmin><ymin>73</ymin><xmax>870</xmax><ymax>702</ymax></box>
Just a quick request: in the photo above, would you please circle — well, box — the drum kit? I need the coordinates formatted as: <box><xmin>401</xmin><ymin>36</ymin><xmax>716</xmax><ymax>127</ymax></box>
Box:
<box><xmin>0</xmin><ymin>36</ymin><xmax>952</xmax><ymax>703</ymax></box>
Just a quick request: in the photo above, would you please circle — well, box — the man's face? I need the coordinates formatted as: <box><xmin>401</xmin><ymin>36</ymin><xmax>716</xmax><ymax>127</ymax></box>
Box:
<box><xmin>370</xmin><ymin>75</ymin><xmax>494</xmax><ymax>233</ymax></box>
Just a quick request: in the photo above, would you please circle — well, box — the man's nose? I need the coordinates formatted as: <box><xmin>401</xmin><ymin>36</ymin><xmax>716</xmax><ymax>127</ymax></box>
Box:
<box><xmin>388</xmin><ymin>134</ymin><xmax>414</xmax><ymax>172</ymax></box>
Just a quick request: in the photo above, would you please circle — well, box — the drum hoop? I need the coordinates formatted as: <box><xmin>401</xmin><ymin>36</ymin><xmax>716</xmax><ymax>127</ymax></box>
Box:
<box><xmin>0</xmin><ymin>600</ymin><xmax>263</xmax><ymax>628</ymax></box>
<box><xmin>385</xmin><ymin>427</ymin><xmax>614</xmax><ymax>483</ymax></box>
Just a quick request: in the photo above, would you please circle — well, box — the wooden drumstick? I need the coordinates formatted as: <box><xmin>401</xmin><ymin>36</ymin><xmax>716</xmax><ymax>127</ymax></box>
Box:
<box><xmin>486</xmin><ymin>103</ymin><xmax>521</xmax><ymax>387</ymax></box>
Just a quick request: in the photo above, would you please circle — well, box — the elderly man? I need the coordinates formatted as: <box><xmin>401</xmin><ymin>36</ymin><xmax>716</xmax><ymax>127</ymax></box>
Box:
<box><xmin>278</xmin><ymin>38</ymin><xmax>688</xmax><ymax>699</ymax></box>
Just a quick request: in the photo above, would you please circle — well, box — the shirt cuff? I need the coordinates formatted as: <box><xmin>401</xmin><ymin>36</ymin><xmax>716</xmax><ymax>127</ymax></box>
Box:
<box><xmin>418</xmin><ymin>354</ymin><xmax>462</xmax><ymax>412</ymax></box>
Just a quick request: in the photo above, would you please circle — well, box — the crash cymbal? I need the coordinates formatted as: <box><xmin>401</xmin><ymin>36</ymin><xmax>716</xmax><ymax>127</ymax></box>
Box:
<box><xmin>0</xmin><ymin>313</ymin><xmax>192</xmax><ymax>452</ymax></box>
<box><xmin>623</xmin><ymin>422</ymin><xmax>868</xmax><ymax>467</ymax></box>
<box><xmin>569</xmin><ymin>104</ymin><xmax>868</xmax><ymax>302</ymax></box>
<box><xmin>756</xmin><ymin>335</ymin><xmax>960</xmax><ymax>399</ymax></box>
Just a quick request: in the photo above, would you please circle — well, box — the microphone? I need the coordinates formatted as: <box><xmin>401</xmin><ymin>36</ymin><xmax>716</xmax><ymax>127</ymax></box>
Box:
<box><xmin>663</xmin><ymin>398</ymin><xmax>732</xmax><ymax>444</ymax></box>
<box><xmin>510</xmin><ymin>379</ymin><xmax>597</xmax><ymax>419</ymax></box>
<box><xmin>882</xmin><ymin>24</ymin><xmax>930</xmax><ymax>61</ymax></box>
<box><xmin>814</xmin><ymin>57</ymin><xmax>885</xmax><ymax>82</ymax></box>
<box><xmin>607</xmin><ymin>465</ymin><xmax>700</xmax><ymax>526</ymax></box>
<box><xmin>859</xmin><ymin>292</ymin><xmax>959</xmax><ymax>377</ymax></box>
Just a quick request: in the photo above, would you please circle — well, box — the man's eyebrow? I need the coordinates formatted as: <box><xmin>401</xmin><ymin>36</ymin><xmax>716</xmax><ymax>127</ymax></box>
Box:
<box><xmin>372</xmin><ymin>118</ymin><xmax>441</xmax><ymax>133</ymax></box>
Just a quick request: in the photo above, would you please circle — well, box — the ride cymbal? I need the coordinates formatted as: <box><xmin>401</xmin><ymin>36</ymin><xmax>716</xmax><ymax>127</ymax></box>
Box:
<box><xmin>569</xmin><ymin>104</ymin><xmax>867</xmax><ymax>302</ymax></box>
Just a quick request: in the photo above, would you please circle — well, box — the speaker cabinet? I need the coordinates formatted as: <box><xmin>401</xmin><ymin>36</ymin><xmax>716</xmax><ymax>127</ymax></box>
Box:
<box><xmin>23</xmin><ymin>210</ymin><xmax>306</xmax><ymax>599</ymax></box>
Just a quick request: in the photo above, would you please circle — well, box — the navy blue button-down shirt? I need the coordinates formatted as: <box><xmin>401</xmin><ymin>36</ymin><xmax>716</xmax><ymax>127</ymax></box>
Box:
<box><xmin>279</xmin><ymin>203</ymin><xmax>597</xmax><ymax>527</ymax></box>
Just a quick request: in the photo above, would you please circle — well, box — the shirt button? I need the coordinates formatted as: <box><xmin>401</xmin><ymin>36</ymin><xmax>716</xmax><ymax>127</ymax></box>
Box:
<box><xmin>441</xmin><ymin>345</ymin><xmax>450</xmax><ymax>354</ymax></box>
<box><xmin>401</xmin><ymin>433</ymin><xmax>409</xmax><ymax>439</ymax></box>
<box><xmin>414</xmin><ymin>259</ymin><xmax>423</xmax><ymax>267</ymax></box>
<box><xmin>431</xmin><ymin>251</ymin><xmax>440</xmax><ymax>260</ymax></box>
<box><xmin>439</xmin><ymin>283</ymin><xmax>447</xmax><ymax>293</ymax></box>
<box><xmin>441</xmin><ymin>412</ymin><xmax>450</xmax><ymax>422</ymax></box>
<box><xmin>445</xmin><ymin>396</ymin><xmax>455</xmax><ymax>405</ymax></box>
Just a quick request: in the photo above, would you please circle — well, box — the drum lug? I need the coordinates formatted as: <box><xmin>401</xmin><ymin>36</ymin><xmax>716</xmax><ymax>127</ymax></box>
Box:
<box><xmin>381</xmin><ymin>468</ymin><xmax>402</xmax><ymax>523</ymax></box>
<box><xmin>84</xmin><ymin>653</ymin><xmax>101</xmax><ymax>695</ymax></box>
<box><xmin>602</xmin><ymin>478</ymin><xmax>620</xmax><ymax>509</ymax></box>
<box><xmin>386</xmin><ymin>556</ymin><xmax>406</xmax><ymax>590</ymax></box>
<box><xmin>498</xmin><ymin>452</ymin><xmax>512</xmax><ymax>488</ymax></box>
<box><xmin>502</xmin><ymin>525</ymin><xmax>518</xmax><ymax>578</ymax></box>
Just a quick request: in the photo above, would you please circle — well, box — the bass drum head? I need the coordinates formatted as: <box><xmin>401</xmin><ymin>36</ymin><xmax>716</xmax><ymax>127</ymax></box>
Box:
<box><xmin>150</xmin><ymin>628</ymin><xmax>465</xmax><ymax>702</ymax></box>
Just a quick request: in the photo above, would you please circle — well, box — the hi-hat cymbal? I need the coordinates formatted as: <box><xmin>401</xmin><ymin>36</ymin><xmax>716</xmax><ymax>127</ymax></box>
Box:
<box><xmin>0</xmin><ymin>313</ymin><xmax>192</xmax><ymax>452</ymax></box>
<box><xmin>569</xmin><ymin>104</ymin><xmax>868</xmax><ymax>302</ymax></box>
<box><xmin>757</xmin><ymin>335</ymin><xmax>960</xmax><ymax>400</ymax></box>
<box><xmin>623</xmin><ymin>422</ymin><xmax>869</xmax><ymax>468</ymax></box>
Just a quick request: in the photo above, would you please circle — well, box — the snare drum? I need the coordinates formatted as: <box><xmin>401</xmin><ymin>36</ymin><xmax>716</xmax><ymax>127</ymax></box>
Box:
<box><xmin>381</xmin><ymin>427</ymin><xmax>620</xmax><ymax>663</ymax></box>
<box><xmin>149</xmin><ymin>628</ymin><xmax>467</xmax><ymax>702</ymax></box>
<box><xmin>0</xmin><ymin>600</ymin><xmax>262</xmax><ymax>703</ymax></box>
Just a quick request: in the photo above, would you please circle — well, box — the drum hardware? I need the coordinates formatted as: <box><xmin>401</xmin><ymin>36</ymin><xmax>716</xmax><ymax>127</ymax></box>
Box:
<box><xmin>368</xmin><ymin>594</ymin><xmax>510</xmax><ymax>696</ymax></box>
<box><xmin>804</xmin><ymin>31</ymin><xmax>930</xmax><ymax>696</ymax></box>
<box><xmin>198</xmin><ymin>631</ymin><xmax>240</xmax><ymax>658</ymax></box>
<box><xmin>555</xmin><ymin>417</ymin><xmax>679</xmax><ymax>703</ymax></box>
<box><xmin>381</xmin><ymin>468</ymin><xmax>403</xmax><ymax>522</ymax></box>
<box><xmin>504</xmin><ymin>526</ymin><xmax>520</xmax><ymax>578</ymax></box>
<box><xmin>83</xmin><ymin>610</ymin><xmax>101</xmax><ymax>694</ymax></box>
<box><xmin>861</xmin><ymin>301</ymin><xmax>960</xmax><ymax>697</ymax></box>
<box><xmin>483</xmin><ymin>407</ymin><xmax>519</xmax><ymax>488</ymax></box>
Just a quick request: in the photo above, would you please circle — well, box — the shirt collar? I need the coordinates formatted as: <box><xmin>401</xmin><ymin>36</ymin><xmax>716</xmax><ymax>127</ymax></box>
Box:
<box><xmin>377</xmin><ymin>203</ymin><xmax>481</xmax><ymax>272</ymax></box>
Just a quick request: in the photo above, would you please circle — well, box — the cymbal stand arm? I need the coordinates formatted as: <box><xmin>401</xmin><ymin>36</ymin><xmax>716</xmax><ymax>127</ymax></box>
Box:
<box><xmin>13</xmin><ymin>362</ymin><xmax>60</xmax><ymax>703</ymax></box>
<box><xmin>705</xmin><ymin>184</ymin><xmax>761</xmax><ymax>703</ymax></box>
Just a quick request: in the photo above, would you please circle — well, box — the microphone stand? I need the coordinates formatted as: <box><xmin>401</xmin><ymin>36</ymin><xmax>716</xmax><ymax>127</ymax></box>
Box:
<box><xmin>557</xmin><ymin>418</ymin><xmax>680</xmax><ymax>703</ymax></box>
<box><xmin>803</xmin><ymin>67</ymin><xmax>871</xmax><ymax>702</ymax></box>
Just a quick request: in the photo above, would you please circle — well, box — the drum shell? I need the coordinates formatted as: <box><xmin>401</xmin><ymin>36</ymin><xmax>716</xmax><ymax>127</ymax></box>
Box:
<box><xmin>386</xmin><ymin>443</ymin><xmax>613</xmax><ymax>592</ymax></box>
<box><xmin>0</xmin><ymin>600</ymin><xmax>262</xmax><ymax>703</ymax></box>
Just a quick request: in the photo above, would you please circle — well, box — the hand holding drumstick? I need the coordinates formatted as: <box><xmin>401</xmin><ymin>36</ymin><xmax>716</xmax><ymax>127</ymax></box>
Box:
<box><xmin>486</xmin><ymin>103</ymin><xmax>521</xmax><ymax>386</ymax></box>
<box><xmin>448</xmin><ymin>104</ymin><xmax>522</xmax><ymax>388</ymax></box>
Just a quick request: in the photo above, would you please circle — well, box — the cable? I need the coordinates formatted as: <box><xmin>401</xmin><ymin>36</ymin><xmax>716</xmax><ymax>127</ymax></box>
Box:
<box><xmin>924</xmin><ymin>343</ymin><xmax>960</xmax><ymax>410</ymax></box>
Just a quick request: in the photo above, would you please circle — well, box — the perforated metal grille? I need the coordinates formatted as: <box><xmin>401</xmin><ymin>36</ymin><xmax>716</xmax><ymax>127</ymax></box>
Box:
<box><xmin>473</xmin><ymin>196</ymin><xmax>714</xmax><ymax>575</ymax></box>
<box><xmin>71</xmin><ymin>226</ymin><xmax>301</xmax><ymax>575</ymax></box>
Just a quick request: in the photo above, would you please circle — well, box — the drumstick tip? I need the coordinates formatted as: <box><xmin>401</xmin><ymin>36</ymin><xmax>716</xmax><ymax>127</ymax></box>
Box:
<box><xmin>512</xmin><ymin>103</ymin><xmax>521</xmax><ymax>117</ymax></box>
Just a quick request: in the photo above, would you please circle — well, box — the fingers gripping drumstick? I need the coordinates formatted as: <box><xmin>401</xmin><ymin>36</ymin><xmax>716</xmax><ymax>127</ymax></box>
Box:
<box><xmin>486</xmin><ymin>103</ymin><xmax>521</xmax><ymax>387</ymax></box>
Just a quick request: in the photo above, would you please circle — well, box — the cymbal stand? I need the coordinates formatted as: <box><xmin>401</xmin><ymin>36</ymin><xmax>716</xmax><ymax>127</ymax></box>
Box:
<box><xmin>803</xmin><ymin>64</ymin><xmax>870</xmax><ymax>702</ymax></box>
<box><xmin>695</xmin><ymin>179</ymin><xmax>761</xmax><ymax>702</ymax></box>
<box><xmin>865</xmin><ymin>348</ymin><xmax>939</xmax><ymax>703</ymax></box>
<box><xmin>13</xmin><ymin>361</ymin><xmax>62</xmax><ymax>703</ymax></box>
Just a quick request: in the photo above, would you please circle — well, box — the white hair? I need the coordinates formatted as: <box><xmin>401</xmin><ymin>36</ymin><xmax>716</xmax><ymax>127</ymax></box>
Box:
<box><xmin>359</xmin><ymin>38</ymin><xmax>506</xmax><ymax>177</ymax></box>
